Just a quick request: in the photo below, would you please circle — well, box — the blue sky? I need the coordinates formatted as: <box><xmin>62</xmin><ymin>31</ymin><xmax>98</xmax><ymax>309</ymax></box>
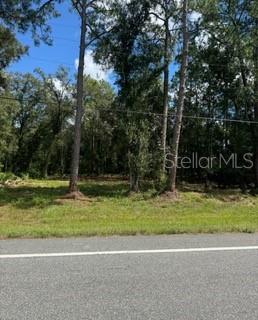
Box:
<box><xmin>9</xmin><ymin>2</ymin><xmax>81</xmax><ymax>78</ymax></box>
<box><xmin>8</xmin><ymin>1</ymin><xmax>177</xmax><ymax>86</ymax></box>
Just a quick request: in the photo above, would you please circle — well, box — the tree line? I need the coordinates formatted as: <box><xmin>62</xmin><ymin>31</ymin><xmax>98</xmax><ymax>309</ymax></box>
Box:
<box><xmin>0</xmin><ymin>0</ymin><xmax>258</xmax><ymax>196</ymax></box>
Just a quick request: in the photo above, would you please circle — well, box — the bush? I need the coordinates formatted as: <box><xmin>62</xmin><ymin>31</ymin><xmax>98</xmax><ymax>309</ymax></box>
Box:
<box><xmin>20</xmin><ymin>173</ymin><xmax>30</xmax><ymax>180</ymax></box>
<box><xmin>0</xmin><ymin>172</ymin><xmax>21</xmax><ymax>186</ymax></box>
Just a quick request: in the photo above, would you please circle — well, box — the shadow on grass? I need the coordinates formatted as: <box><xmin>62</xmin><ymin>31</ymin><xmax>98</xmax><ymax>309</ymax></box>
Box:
<box><xmin>0</xmin><ymin>186</ymin><xmax>66</xmax><ymax>209</ymax></box>
<box><xmin>0</xmin><ymin>180</ymin><xmax>249</xmax><ymax>210</ymax></box>
<box><xmin>79</xmin><ymin>181</ymin><xmax>129</xmax><ymax>198</ymax></box>
<box><xmin>178</xmin><ymin>183</ymin><xmax>250</xmax><ymax>202</ymax></box>
<box><xmin>0</xmin><ymin>181</ymin><xmax>130</xmax><ymax>209</ymax></box>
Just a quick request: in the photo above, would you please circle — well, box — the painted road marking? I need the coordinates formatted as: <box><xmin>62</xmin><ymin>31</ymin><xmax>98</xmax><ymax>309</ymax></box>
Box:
<box><xmin>1</xmin><ymin>246</ymin><xmax>258</xmax><ymax>259</ymax></box>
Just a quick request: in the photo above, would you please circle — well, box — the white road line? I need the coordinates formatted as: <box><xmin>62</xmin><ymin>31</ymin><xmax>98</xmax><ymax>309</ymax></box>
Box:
<box><xmin>1</xmin><ymin>246</ymin><xmax>258</xmax><ymax>259</ymax></box>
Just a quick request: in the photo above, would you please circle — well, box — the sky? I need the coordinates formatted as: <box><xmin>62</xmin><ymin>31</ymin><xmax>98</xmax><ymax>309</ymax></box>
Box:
<box><xmin>8</xmin><ymin>2</ymin><xmax>114</xmax><ymax>83</ymax></box>
<box><xmin>8</xmin><ymin>1</ymin><xmax>179</xmax><ymax>86</ymax></box>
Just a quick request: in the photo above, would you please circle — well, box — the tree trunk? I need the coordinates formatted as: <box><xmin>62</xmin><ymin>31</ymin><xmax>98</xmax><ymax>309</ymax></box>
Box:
<box><xmin>166</xmin><ymin>0</ymin><xmax>189</xmax><ymax>194</ymax></box>
<box><xmin>69</xmin><ymin>3</ymin><xmax>87</xmax><ymax>193</ymax></box>
<box><xmin>237</xmin><ymin>53</ymin><xmax>258</xmax><ymax>186</ymax></box>
<box><xmin>254</xmin><ymin>17</ymin><xmax>258</xmax><ymax>187</ymax></box>
<box><xmin>43</xmin><ymin>148</ymin><xmax>51</xmax><ymax>178</ymax></box>
<box><xmin>130</xmin><ymin>170</ymin><xmax>139</xmax><ymax>193</ymax></box>
<box><xmin>161</xmin><ymin>15</ymin><xmax>170</xmax><ymax>171</ymax></box>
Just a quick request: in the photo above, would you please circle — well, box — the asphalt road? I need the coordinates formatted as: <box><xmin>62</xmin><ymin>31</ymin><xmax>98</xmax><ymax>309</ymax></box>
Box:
<box><xmin>1</xmin><ymin>234</ymin><xmax>258</xmax><ymax>320</ymax></box>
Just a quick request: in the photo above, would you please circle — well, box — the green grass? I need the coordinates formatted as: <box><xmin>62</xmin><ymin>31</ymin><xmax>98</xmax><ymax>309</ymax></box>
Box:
<box><xmin>0</xmin><ymin>179</ymin><xmax>258</xmax><ymax>238</ymax></box>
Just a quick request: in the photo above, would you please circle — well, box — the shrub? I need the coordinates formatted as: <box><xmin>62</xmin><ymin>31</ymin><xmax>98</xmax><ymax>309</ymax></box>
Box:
<box><xmin>0</xmin><ymin>172</ymin><xmax>21</xmax><ymax>186</ymax></box>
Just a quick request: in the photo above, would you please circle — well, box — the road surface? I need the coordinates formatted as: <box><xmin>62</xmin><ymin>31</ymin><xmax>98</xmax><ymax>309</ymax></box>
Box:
<box><xmin>1</xmin><ymin>234</ymin><xmax>258</xmax><ymax>320</ymax></box>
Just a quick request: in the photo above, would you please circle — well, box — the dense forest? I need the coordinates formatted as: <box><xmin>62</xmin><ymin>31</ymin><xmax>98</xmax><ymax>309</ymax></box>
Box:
<box><xmin>0</xmin><ymin>0</ymin><xmax>258</xmax><ymax>195</ymax></box>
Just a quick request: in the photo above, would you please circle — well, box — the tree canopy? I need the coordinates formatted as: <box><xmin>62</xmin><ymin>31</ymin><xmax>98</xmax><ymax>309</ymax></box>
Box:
<box><xmin>1</xmin><ymin>0</ymin><xmax>258</xmax><ymax>193</ymax></box>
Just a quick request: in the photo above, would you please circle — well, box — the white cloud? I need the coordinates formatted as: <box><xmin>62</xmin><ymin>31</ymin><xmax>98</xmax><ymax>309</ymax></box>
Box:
<box><xmin>75</xmin><ymin>51</ymin><xmax>111</xmax><ymax>81</ymax></box>
<box><xmin>189</xmin><ymin>11</ymin><xmax>202</xmax><ymax>22</ymax></box>
<box><xmin>195</xmin><ymin>30</ymin><xmax>210</xmax><ymax>48</ymax></box>
<box><xmin>53</xmin><ymin>78</ymin><xmax>63</xmax><ymax>92</ymax></box>
<box><xmin>52</xmin><ymin>78</ymin><xmax>72</xmax><ymax>99</ymax></box>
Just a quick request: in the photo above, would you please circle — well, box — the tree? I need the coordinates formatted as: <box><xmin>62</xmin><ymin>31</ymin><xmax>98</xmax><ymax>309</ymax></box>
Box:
<box><xmin>68</xmin><ymin>0</ymin><xmax>109</xmax><ymax>195</ymax></box>
<box><xmin>2</xmin><ymin>0</ymin><xmax>258</xmax><ymax>192</ymax></box>
<box><xmin>166</xmin><ymin>0</ymin><xmax>189</xmax><ymax>195</ymax></box>
<box><xmin>80</xmin><ymin>76</ymin><xmax>115</xmax><ymax>175</ymax></box>
<box><xmin>150</xmin><ymin>0</ymin><xmax>178</xmax><ymax>171</ymax></box>
<box><xmin>0</xmin><ymin>93</ymin><xmax>18</xmax><ymax>171</ymax></box>
<box><xmin>195</xmin><ymin>0</ymin><xmax>258</xmax><ymax>187</ymax></box>
<box><xmin>35</xmin><ymin>67</ymin><xmax>73</xmax><ymax>177</ymax></box>
<box><xmin>7</xmin><ymin>73</ymin><xmax>45</xmax><ymax>174</ymax></box>
<box><xmin>94</xmin><ymin>0</ymin><xmax>163</xmax><ymax>192</ymax></box>
<box><xmin>0</xmin><ymin>1</ymin><xmax>62</xmax><ymax>88</ymax></box>
<box><xmin>250</xmin><ymin>3</ymin><xmax>258</xmax><ymax>186</ymax></box>
<box><xmin>0</xmin><ymin>0</ymin><xmax>62</xmax><ymax>45</ymax></box>
<box><xmin>68</xmin><ymin>0</ymin><xmax>88</xmax><ymax>195</ymax></box>
<box><xmin>0</xmin><ymin>26</ymin><xmax>27</xmax><ymax>89</ymax></box>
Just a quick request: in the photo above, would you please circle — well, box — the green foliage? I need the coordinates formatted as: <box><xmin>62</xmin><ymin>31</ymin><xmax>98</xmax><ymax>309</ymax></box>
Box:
<box><xmin>0</xmin><ymin>0</ymin><xmax>62</xmax><ymax>45</ymax></box>
<box><xmin>81</xmin><ymin>77</ymin><xmax>116</xmax><ymax>175</ymax></box>
<box><xmin>0</xmin><ymin>1</ymin><xmax>62</xmax><ymax>87</ymax></box>
<box><xmin>93</xmin><ymin>0</ymin><xmax>164</xmax><ymax>190</ymax></box>
<box><xmin>1</xmin><ymin>0</ymin><xmax>258</xmax><ymax>191</ymax></box>
<box><xmin>6</xmin><ymin>73</ymin><xmax>46</xmax><ymax>173</ymax></box>
<box><xmin>0</xmin><ymin>26</ymin><xmax>27</xmax><ymax>89</ymax></box>
<box><xmin>35</xmin><ymin>67</ymin><xmax>73</xmax><ymax>176</ymax></box>
<box><xmin>0</xmin><ymin>172</ymin><xmax>19</xmax><ymax>185</ymax></box>
<box><xmin>0</xmin><ymin>70</ymin><xmax>118</xmax><ymax>178</ymax></box>
<box><xmin>127</xmin><ymin>118</ymin><xmax>151</xmax><ymax>190</ymax></box>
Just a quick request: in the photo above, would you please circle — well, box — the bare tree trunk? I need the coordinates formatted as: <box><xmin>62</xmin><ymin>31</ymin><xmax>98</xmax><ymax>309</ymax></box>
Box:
<box><xmin>254</xmin><ymin>17</ymin><xmax>258</xmax><ymax>187</ymax></box>
<box><xmin>130</xmin><ymin>171</ymin><xmax>139</xmax><ymax>193</ymax></box>
<box><xmin>161</xmin><ymin>15</ymin><xmax>170</xmax><ymax>171</ymax></box>
<box><xmin>166</xmin><ymin>0</ymin><xmax>189</xmax><ymax>194</ymax></box>
<box><xmin>43</xmin><ymin>144</ymin><xmax>52</xmax><ymax>178</ymax></box>
<box><xmin>69</xmin><ymin>2</ymin><xmax>87</xmax><ymax>193</ymax></box>
<box><xmin>235</xmin><ymin>15</ymin><xmax>258</xmax><ymax>187</ymax></box>
<box><xmin>237</xmin><ymin>53</ymin><xmax>258</xmax><ymax>186</ymax></box>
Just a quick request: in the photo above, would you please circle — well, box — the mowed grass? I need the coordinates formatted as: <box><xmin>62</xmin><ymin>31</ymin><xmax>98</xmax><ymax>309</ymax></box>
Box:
<box><xmin>0</xmin><ymin>179</ymin><xmax>258</xmax><ymax>238</ymax></box>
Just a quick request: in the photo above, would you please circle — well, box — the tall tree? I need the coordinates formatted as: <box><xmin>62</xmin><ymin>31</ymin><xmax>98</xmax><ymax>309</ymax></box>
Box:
<box><xmin>166</xmin><ymin>0</ymin><xmax>189</xmax><ymax>195</ymax></box>
<box><xmin>68</xmin><ymin>0</ymin><xmax>109</xmax><ymax>195</ymax></box>
<box><xmin>162</xmin><ymin>2</ymin><xmax>171</xmax><ymax>171</ymax></box>
<box><xmin>80</xmin><ymin>76</ymin><xmax>115</xmax><ymax>175</ymax></box>
<box><xmin>36</xmin><ymin>67</ymin><xmax>73</xmax><ymax>177</ymax></box>
<box><xmin>253</xmin><ymin>9</ymin><xmax>258</xmax><ymax>186</ymax></box>
<box><xmin>68</xmin><ymin>0</ymin><xmax>87</xmax><ymax>195</ymax></box>
<box><xmin>7</xmin><ymin>73</ymin><xmax>45</xmax><ymax>174</ymax></box>
<box><xmin>150</xmin><ymin>0</ymin><xmax>178</xmax><ymax>171</ymax></box>
<box><xmin>94</xmin><ymin>0</ymin><xmax>163</xmax><ymax>192</ymax></box>
<box><xmin>197</xmin><ymin>0</ymin><xmax>258</xmax><ymax>186</ymax></box>
<box><xmin>0</xmin><ymin>92</ymin><xmax>17</xmax><ymax>171</ymax></box>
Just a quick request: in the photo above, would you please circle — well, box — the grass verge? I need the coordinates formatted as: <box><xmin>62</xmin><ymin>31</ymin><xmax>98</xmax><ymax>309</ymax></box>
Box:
<box><xmin>0</xmin><ymin>179</ymin><xmax>258</xmax><ymax>238</ymax></box>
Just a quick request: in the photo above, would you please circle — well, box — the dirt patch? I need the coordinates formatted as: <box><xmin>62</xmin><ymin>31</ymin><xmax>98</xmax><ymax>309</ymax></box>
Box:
<box><xmin>56</xmin><ymin>191</ymin><xmax>92</xmax><ymax>205</ymax></box>
<box><xmin>159</xmin><ymin>191</ymin><xmax>180</xmax><ymax>201</ymax></box>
